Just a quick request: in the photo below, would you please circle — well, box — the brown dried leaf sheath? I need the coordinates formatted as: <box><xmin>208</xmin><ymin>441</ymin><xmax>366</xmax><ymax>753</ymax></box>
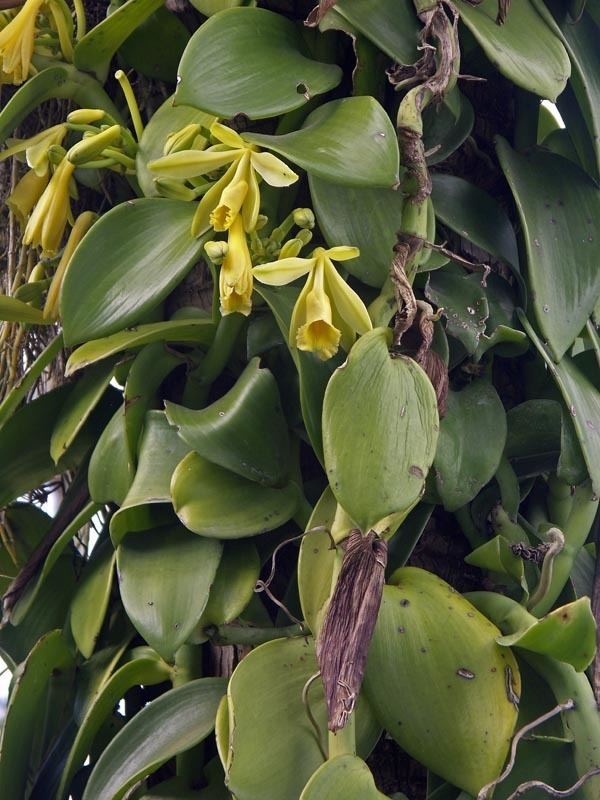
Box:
<box><xmin>316</xmin><ymin>530</ymin><xmax>388</xmax><ymax>732</ymax></box>
<box><xmin>305</xmin><ymin>0</ymin><xmax>339</xmax><ymax>26</ymax></box>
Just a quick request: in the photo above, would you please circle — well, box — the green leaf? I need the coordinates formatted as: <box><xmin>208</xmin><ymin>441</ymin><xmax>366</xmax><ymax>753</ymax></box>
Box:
<box><xmin>0</xmin><ymin>504</ymin><xmax>51</xmax><ymax>595</ymax></box>
<box><xmin>0</xmin><ymin>630</ymin><xmax>74</xmax><ymax>800</ymax></box>
<box><xmin>61</xmin><ymin>199</ymin><xmax>208</xmax><ymax>346</ymax></box>
<box><xmin>88</xmin><ymin>405</ymin><xmax>135</xmax><ymax>505</ymax></box>
<box><xmin>66</xmin><ymin>317</ymin><xmax>215</xmax><ymax>375</ymax></box>
<box><xmin>364</xmin><ymin>569</ymin><xmax>520</xmax><ymax>796</ymax></box>
<box><xmin>323</xmin><ymin>328</ymin><xmax>439</xmax><ymax>531</ymax></box>
<box><xmin>58</xmin><ymin>650</ymin><xmax>171</xmax><ymax>800</ymax></box>
<box><xmin>423</xmin><ymin>90</ymin><xmax>474</xmax><ymax>167</ymax></box>
<box><xmin>50</xmin><ymin>361</ymin><xmax>116</xmax><ymax>463</ymax></box>
<box><xmin>74</xmin><ymin>0</ymin><xmax>164</xmax><ymax>79</ymax></box>
<box><xmin>171</xmin><ymin>452</ymin><xmax>299</xmax><ymax>539</ymax></box>
<box><xmin>174</xmin><ymin>7</ymin><xmax>342</xmax><ymax>119</ymax></box>
<box><xmin>300</xmin><ymin>755</ymin><xmax>387</xmax><ymax>799</ymax></box>
<box><xmin>497</xmin><ymin>597</ymin><xmax>596</xmax><ymax>671</ymax></box>
<box><xmin>520</xmin><ymin>313</ymin><xmax>600</xmax><ymax>495</ymax></box>
<box><xmin>245</xmin><ymin>97</ymin><xmax>400</xmax><ymax>187</ymax></box>
<box><xmin>298</xmin><ymin>487</ymin><xmax>338</xmax><ymax>634</ymax></box>
<box><xmin>166</xmin><ymin>358</ymin><xmax>290</xmax><ymax>487</ymax></box>
<box><xmin>309</xmin><ymin>175</ymin><xmax>404</xmax><ymax>288</ymax></box>
<box><xmin>505</xmin><ymin>399</ymin><xmax>561</xmax><ymax>464</ymax></box>
<box><xmin>110</xmin><ymin>411</ymin><xmax>191</xmax><ymax>545</ymax></box>
<box><xmin>117</xmin><ymin>524</ymin><xmax>222</xmax><ymax>660</ymax></box>
<box><xmin>497</xmin><ymin>140</ymin><xmax>600</xmax><ymax>361</ymax></box>
<box><xmin>456</xmin><ymin>0</ymin><xmax>570</xmax><ymax>101</ymax></box>
<box><xmin>136</xmin><ymin>94</ymin><xmax>215</xmax><ymax>198</ymax></box>
<box><xmin>332</xmin><ymin>0</ymin><xmax>419</xmax><ymax>64</ymax></box>
<box><xmin>225</xmin><ymin>637</ymin><xmax>381</xmax><ymax>800</ymax></box>
<box><xmin>0</xmin><ymin>294</ymin><xmax>48</xmax><ymax>324</ymax></box>
<box><xmin>117</xmin><ymin>4</ymin><xmax>190</xmax><ymax>83</ymax></box>
<box><xmin>70</xmin><ymin>542</ymin><xmax>116</xmax><ymax>659</ymax></box>
<box><xmin>425</xmin><ymin>270</ymin><xmax>489</xmax><ymax>354</ymax></box>
<box><xmin>465</xmin><ymin>535</ymin><xmax>527</xmax><ymax>592</ymax></box>
<box><xmin>82</xmin><ymin>678</ymin><xmax>226</xmax><ymax>800</ymax></box>
<box><xmin>434</xmin><ymin>380</ymin><xmax>507</xmax><ymax>512</ymax></box>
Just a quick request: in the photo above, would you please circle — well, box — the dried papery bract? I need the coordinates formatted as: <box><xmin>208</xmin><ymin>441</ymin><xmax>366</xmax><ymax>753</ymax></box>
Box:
<box><xmin>316</xmin><ymin>529</ymin><xmax>388</xmax><ymax>732</ymax></box>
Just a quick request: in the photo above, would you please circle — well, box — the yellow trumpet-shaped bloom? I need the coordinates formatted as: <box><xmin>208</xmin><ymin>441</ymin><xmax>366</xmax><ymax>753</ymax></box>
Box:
<box><xmin>0</xmin><ymin>0</ymin><xmax>44</xmax><ymax>84</ymax></box>
<box><xmin>252</xmin><ymin>246</ymin><xmax>372</xmax><ymax>360</ymax></box>
<box><xmin>0</xmin><ymin>124</ymin><xmax>68</xmax><ymax>175</ymax></box>
<box><xmin>23</xmin><ymin>156</ymin><xmax>75</xmax><ymax>255</ymax></box>
<box><xmin>219</xmin><ymin>215</ymin><xmax>254</xmax><ymax>317</ymax></box>
<box><xmin>149</xmin><ymin>121</ymin><xmax>298</xmax><ymax>237</ymax></box>
<box><xmin>6</xmin><ymin>169</ymin><xmax>49</xmax><ymax>228</ymax></box>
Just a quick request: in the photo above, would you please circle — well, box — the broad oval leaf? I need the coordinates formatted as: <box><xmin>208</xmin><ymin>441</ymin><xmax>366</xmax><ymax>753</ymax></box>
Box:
<box><xmin>82</xmin><ymin>677</ymin><xmax>226</xmax><ymax>800</ymax></box>
<box><xmin>497</xmin><ymin>140</ymin><xmax>600</xmax><ymax>361</ymax></box>
<box><xmin>117</xmin><ymin>3</ymin><xmax>190</xmax><ymax>83</ymax></box>
<box><xmin>323</xmin><ymin>328</ymin><xmax>439</xmax><ymax>532</ymax></box>
<box><xmin>66</xmin><ymin>317</ymin><xmax>215</xmax><ymax>375</ymax></box>
<box><xmin>70</xmin><ymin>541</ymin><xmax>116</xmax><ymax>659</ymax></box>
<box><xmin>364</xmin><ymin>568</ymin><xmax>520</xmax><ymax>796</ymax></box>
<box><xmin>0</xmin><ymin>630</ymin><xmax>74</xmax><ymax>800</ymax></box>
<box><xmin>425</xmin><ymin>270</ymin><xmax>489</xmax><ymax>354</ymax></box>
<box><xmin>88</xmin><ymin>405</ymin><xmax>135</xmax><ymax>505</ymax></box>
<box><xmin>457</xmin><ymin>0</ymin><xmax>570</xmax><ymax>101</ymax></box>
<box><xmin>245</xmin><ymin>97</ymin><xmax>400</xmax><ymax>187</ymax></box>
<box><xmin>309</xmin><ymin>175</ymin><xmax>404</xmax><ymax>287</ymax></box>
<box><xmin>225</xmin><ymin>636</ymin><xmax>381</xmax><ymax>800</ymax></box>
<box><xmin>166</xmin><ymin>359</ymin><xmax>290</xmax><ymax>486</ymax></box>
<box><xmin>333</xmin><ymin>0</ymin><xmax>419</xmax><ymax>64</ymax></box>
<box><xmin>61</xmin><ymin>199</ymin><xmax>207</xmax><ymax>346</ymax></box>
<box><xmin>171</xmin><ymin>452</ymin><xmax>299</xmax><ymax>539</ymax></box>
<box><xmin>175</xmin><ymin>7</ymin><xmax>342</xmax><ymax>119</ymax></box>
<box><xmin>433</xmin><ymin>380</ymin><xmax>507</xmax><ymax>512</ymax></box>
<box><xmin>423</xmin><ymin>90</ymin><xmax>474</xmax><ymax>166</ymax></box>
<box><xmin>117</xmin><ymin>524</ymin><xmax>222</xmax><ymax>660</ymax></box>
<box><xmin>300</xmin><ymin>755</ymin><xmax>387</xmax><ymax>799</ymax></box>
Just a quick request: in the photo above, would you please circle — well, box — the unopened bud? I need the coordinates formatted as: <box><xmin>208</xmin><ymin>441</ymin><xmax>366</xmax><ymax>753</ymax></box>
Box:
<box><xmin>254</xmin><ymin>214</ymin><xmax>268</xmax><ymax>231</ymax></box>
<box><xmin>154</xmin><ymin>178</ymin><xmax>197</xmax><ymax>201</ymax></box>
<box><xmin>67</xmin><ymin>108</ymin><xmax>107</xmax><ymax>125</ymax></box>
<box><xmin>278</xmin><ymin>238</ymin><xmax>303</xmax><ymax>259</ymax></box>
<box><xmin>297</xmin><ymin>228</ymin><xmax>313</xmax><ymax>246</ymax></box>
<box><xmin>293</xmin><ymin>208</ymin><xmax>315</xmax><ymax>229</ymax></box>
<box><xmin>46</xmin><ymin>145</ymin><xmax>67</xmax><ymax>165</ymax></box>
<box><xmin>204</xmin><ymin>240</ymin><xmax>229</xmax><ymax>264</ymax></box>
<box><xmin>67</xmin><ymin>125</ymin><xmax>122</xmax><ymax>166</ymax></box>
<box><xmin>164</xmin><ymin>124</ymin><xmax>204</xmax><ymax>155</ymax></box>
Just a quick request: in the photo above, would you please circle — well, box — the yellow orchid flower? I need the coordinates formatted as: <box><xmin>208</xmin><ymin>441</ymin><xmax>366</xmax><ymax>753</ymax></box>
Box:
<box><xmin>0</xmin><ymin>0</ymin><xmax>44</xmax><ymax>84</ymax></box>
<box><xmin>148</xmin><ymin>120</ymin><xmax>298</xmax><ymax>237</ymax></box>
<box><xmin>23</xmin><ymin>156</ymin><xmax>75</xmax><ymax>255</ymax></box>
<box><xmin>218</xmin><ymin>216</ymin><xmax>254</xmax><ymax>317</ymax></box>
<box><xmin>6</xmin><ymin>168</ymin><xmax>49</xmax><ymax>228</ymax></box>
<box><xmin>0</xmin><ymin>124</ymin><xmax>68</xmax><ymax>175</ymax></box>
<box><xmin>252</xmin><ymin>246</ymin><xmax>373</xmax><ymax>360</ymax></box>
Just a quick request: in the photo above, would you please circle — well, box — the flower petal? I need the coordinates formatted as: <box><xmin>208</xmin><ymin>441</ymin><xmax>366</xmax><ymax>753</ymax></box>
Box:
<box><xmin>191</xmin><ymin>159</ymin><xmax>239</xmax><ymax>237</ymax></box>
<box><xmin>211</xmin><ymin>121</ymin><xmax>245</xmax><ymax>150</ymax></box>
<box><xmin>250</xmin><ymin>151</ymin><xmax>298</xmax><ymax>187</ymax></box>
<box><xmin>7</xmin><ymin>169</ymin><xmax>48</xmax><ymax>228</ymax></box>
<box><xmin>323</xmin><ymin>256</ymin><xmax>372</xmax><ymax>335</ymax></box>
<box><xmin>252</xmin><ymin>257</ymin><xmax>314</xmax><ymax>286</ymax></box>
<box><xmin>149</xmin><ymin>147</ymin><xmax>240</xmax><ymax>179</ymax></box>
<box><xmin>242</xmin><ymin>163</ymin><xmax>260</xmax><ymax>233</ymax></box>
<box><xmin>210</xmin><ymin>153</ymin><xmax>249</xmax><ymax>231</ymax></box>
<box><xmin>324</xmin><ymin>245</ymin><xmax>360</xmax><ymax>262</ymax></box>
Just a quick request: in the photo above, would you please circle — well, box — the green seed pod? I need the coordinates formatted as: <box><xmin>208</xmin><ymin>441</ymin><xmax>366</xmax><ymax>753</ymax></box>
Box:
<box><xmin>363</xmin><ymin>567</ymin><xmax>520</xmax><ymax>796</ymax></box>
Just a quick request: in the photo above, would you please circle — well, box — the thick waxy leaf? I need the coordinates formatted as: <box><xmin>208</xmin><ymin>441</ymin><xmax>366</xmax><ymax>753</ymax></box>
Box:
<box><xmin>58</xmin><ymin>650</ymin><xmax>171</xmax><ymax>800</ymax></box>
<box><xmin>88</xmin><ymin>406</ymin><xmax>135</xmax><ymax>505</ymax></box>
<box><xmin>83</xmin><ymin>678</ymin><xmax>226</xmax><ymax>800</ymax></box>
<box><xmin>66</xmin><ymin>317</ymin><xmax>214</xmax><ymax>375</ymax></box>
<box><xmin>309</xmin><ymin>175</ymin><xmax>403</xmax><ymax>287</ymax></box>
<box><xmin>434</xmin><ymin>380</ymin><xmax>507</xmax><ymax>511</ymax></box>
<box><xmin>74</xmin><ymin>0</ymin><xmax>164</xmax><ymax>79</ymax></box>
<box><xmin>505</xmin><ymin>399</ymin><xmax>561</xmax><ymax>465</ymax></box>
<box><xmin>364</xmin><ymin>568</ymin><xmax>520</xmax><ymax>796</ymax></box>
<box><xmin>0</xmin><ymin>294</ymin><xmax>48</xmax><ymax>324</ymax></box>
<box><xmin>117</xmin><ymin>524</ymin><xmax>222</xmax><ymax>660</ymax></box>
<box><xmin>166</xmin><ymin>359</ymin><xmax>290</xmax><ymax>487</ymax></box>
<box><xmin>465</xmin><ymin>535</ymin><xmax>527</xmax><ymax>595</ymax></box>
<box><xmin>0</xmin><ymin>631</ymin><xmax>74</xmax><ymax>800</ymax></box>
<box><xmin>136</xmin><ymin>95</ymin><xmax>215</xmax><ymax>197</ymax></box>
<box><xmin>61</xmin><ymin>199</ymin><xmax>207</xmax><ymax>346</ymax></box>
<box><xmin>521</xmin><ymin>314</ymin><xmax>600</xmax><ymax>494</ymax></box>
<box><xmin>224</xmin><ymin>637</ymin><xmax>381</xmax><ymax>800</ymax></box>
<box><xmin>333</xmin><ymin>0</ymin><xmax>419</xmax><ymax>64</ymax></box>
<box><xmin>497</xmin><ymin>597</ymin><xmax>596</xmax><ymax>671</ymax></box>
<box><xmin>70</xmin><ymin>543</ymin><xmax>116</xmax><ymax>659</ymax></box>
<box><xmin>0</xmin><ymin>505</ymin><xmax>51</xmax><ymax>595</ymax></box>
<box><xmin>50</xmin><ymin>361</ymin><xmax>116</xmax><ymax>463</ymax></box>
<box><xmin>457</xmin><ymin>0</ymin><xmax>569</xmax><ymax>101</ymax></box>
<box><xmin>423</xmin><ymin>90</ymin><xmax>474</xmax><ymax>167</ymax></box>
<box><xmin>245</xmin><ymin>97</ymin><xmax>400</xmax><ymax>187</ymax></box>
<box><xmin>300</xmin><ymin>755</ymin><xmax>387</xmax><ymax>799</ymax></box>
<box><xmin>175</xmin><ymin>8</ymin><xmax>342</xmax><ymax>119</ymax></box>
<box><xmin>111</xmin><ymin>411</ymin><xmax>191</xmax><ymax>544</ymax></box>
<box><xmin>497</xmin><ymin>140</ymin><xmax>600</xmax><ymax>361</ymax></box>
<box><xmin>323</xmin><ymin>328</ymin><xmax>439</xmax><ymax>531</ymax></box>
<box><xmin>298</xmin><ymin>487</ymin><xmax>338</xmax><ymax>634</ymax></box>
<box><xmin>171</xmin><ymin>452</ymin><xmax>299</xmax><ymax>539</ymax></box>
<box><xmin>117</xmin><ymin>4</ymin><xmax>190</xmax><ymax>83</ymax></box>
<box><xmin>425</xmin><ymin>270</ymin><xmax>489</xmax><ymax>354</ymax></box>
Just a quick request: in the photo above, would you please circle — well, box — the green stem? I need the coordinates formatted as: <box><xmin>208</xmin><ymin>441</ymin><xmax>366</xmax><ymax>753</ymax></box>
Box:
<box><xmin>454</xmin><ymin>505</ymin><xmax>486</xmax><ymax>550</ymax></box>
<box><xmin>328</xmin><ymin>713</ymin><xmax>356</xmax><ymax>759</ymax></box>
<box><xmin>204</xmin><ymin>622</ymin><xmax>308</xmax><ymax>646</ymax></box>
<box><xmin>172</xmin><ymin>644</ymin><xmax>205</xmax><ymax>789</ymax></box>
